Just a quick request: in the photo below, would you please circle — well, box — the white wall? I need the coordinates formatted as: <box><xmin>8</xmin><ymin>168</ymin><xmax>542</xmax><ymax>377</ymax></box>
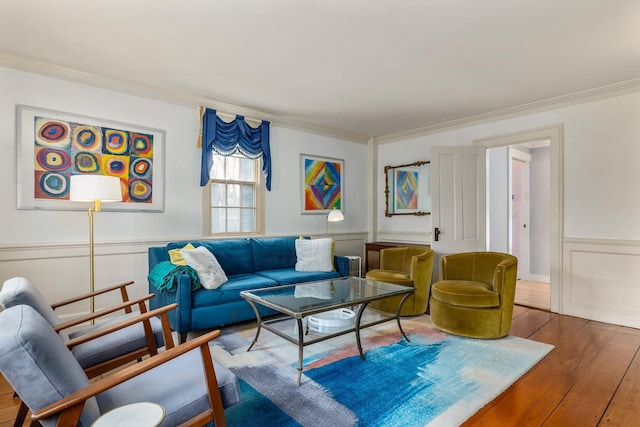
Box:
<box><xmin>0</xmin><ymin>67</ymin><xmax>204</xmax><ymax>245</ymax></box>
<box><xmin>530</xmin><ymin>146</ymin><xmax>550</xmax><ymax>276</ymax></box>
<box><xmin>266</xmin><ymin>126</ymin><xmax>368</xmax><ymax>237</ymax></box>
<box><xmin>378</xmin><ymin>91</ymin><xmax>640</xmax><ymax>241</ymax></box>
<box><xmin>0</xmin><ymin>67</ymin><xmax>368</xmax><ymax>315</ymax></box>
<box><xmin>488</xmin><ymin>146</ymin><xmax>509</xmax><ymax>252</ymax></box>
<box><xmin>376</xmin><ymin>90</ymin><xmax>640</xmax><ymax>327</ymax></box>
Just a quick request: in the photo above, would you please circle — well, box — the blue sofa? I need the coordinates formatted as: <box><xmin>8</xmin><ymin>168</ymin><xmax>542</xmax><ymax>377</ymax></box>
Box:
<box><xmin>148</xmin><ymin>236</ymin><xmax>349</xmax><ymax>342</ymax></box>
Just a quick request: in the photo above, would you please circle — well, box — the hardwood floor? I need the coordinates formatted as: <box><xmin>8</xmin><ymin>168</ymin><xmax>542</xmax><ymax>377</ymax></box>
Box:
<box><xmin>2</xmin><ymin>306</ymin><xmax>639</xmax><ymax>426</ymax></box>
<box><xmin>464</xmin><ymin>305</ymin><xmax>640</xmax><ymax>426</ymax></box>
<box><xmin>515</xmin><ymin>279</ymin><xmax>551</xmax><ymax>311</ymax></box>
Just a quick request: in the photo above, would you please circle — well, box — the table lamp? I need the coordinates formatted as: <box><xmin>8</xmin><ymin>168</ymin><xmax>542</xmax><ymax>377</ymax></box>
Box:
<box><xmin>70</xmin><ymin>175</ymin><xmax>122</xmax><ymax>318</ymax></box>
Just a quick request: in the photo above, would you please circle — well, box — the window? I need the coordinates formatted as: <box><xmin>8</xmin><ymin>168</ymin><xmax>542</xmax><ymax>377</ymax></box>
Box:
<box><xmin>205</xmin><ymin>154</ymin><xmax>263</xmax><ymax>235</ymax></box>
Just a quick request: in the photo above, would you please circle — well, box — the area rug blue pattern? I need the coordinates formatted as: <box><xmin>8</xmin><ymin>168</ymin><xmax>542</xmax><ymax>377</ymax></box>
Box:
<box><xmin>212</xmin><ymin>315</ymin><xmax>553</xmax><ymax>426</ymax></box>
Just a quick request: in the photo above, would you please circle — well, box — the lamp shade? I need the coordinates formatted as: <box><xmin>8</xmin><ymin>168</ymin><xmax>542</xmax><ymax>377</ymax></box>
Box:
<box><xmin>327</xmin><ymin>208</ymin><xmax>344</xmax><ymax>222</ymax></box>
<box><xmin>70</xmin><ymin>175</ymin><xmax>122</xmax><ymax>202</ymax></box>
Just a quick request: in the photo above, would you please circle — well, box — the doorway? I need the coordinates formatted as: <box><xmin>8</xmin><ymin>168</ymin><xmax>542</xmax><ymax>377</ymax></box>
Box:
<box><xmin>477</xmin><ymin>125</ymin><xmax>562</xmax><ymax>313</ymax></box>
<box><xmin>509</xmin><ymin>147</ymin><xmax>531</xmax><ymax>280</ymax></box>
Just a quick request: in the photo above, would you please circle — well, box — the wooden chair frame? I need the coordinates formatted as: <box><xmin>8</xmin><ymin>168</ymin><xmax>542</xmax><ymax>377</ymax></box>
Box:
<box><xmin>10</xmin><ymin>281</ymin><xmax>176</xmax><ymax>427</ymax></box>
<box><xmin>30</xmin><ymin>326</ymin><xmax>225</xmax><ymax>427</ymax></box>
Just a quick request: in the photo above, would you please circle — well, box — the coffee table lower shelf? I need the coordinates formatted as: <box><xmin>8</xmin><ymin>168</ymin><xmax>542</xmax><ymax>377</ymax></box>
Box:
<box><xmin>242</xmin><ymin>285</ymin><xmax>414</xmax><ymax>386</ymax></box>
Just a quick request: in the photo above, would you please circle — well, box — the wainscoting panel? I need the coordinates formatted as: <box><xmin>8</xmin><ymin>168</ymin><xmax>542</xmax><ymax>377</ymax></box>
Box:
<box><xmin>562</xmin><ymin>238</ymin><xmax>640</xmax><ymax>329</ymax></box>
<box><xmin>0</xmin><ymin>240</ymin><xmax>159</xmax><ymax>321</ymax></box>
<box><xmin>331</xmin><ymin>232</ymin><xmax>368</xmax><ymax>260</ymax></box>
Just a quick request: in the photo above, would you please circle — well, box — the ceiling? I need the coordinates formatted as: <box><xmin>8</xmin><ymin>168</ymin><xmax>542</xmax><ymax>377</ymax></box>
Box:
<box><xmin>1</xmin><ymin>0</ymin><xmax>639</xmax><ymax>141</ymax></box>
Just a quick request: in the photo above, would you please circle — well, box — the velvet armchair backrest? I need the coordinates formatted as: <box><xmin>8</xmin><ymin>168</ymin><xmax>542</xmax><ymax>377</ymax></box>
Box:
<box><xmin>380</xmin><ymin>247</ymin><xmax>431</xmax><ymax>275</ymax></box>
<box><xmin>441</xmin><ymin>252</ymin><xmax>517</xmax><ymax>293</ymax></box>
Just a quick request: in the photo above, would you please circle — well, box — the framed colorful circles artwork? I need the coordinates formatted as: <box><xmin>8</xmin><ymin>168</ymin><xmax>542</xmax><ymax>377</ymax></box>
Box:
<box><xmin>300</xmin><ymin>154</ymin><xmax>344</xmax><ymax>214</ymax></box>
<box><xmin>16</xmin><ymin>105</ymin><xmax>165</xmax><ymax>211</ymax></box>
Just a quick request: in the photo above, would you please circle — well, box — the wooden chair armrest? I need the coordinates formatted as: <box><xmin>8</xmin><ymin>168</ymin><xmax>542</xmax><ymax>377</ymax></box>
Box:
<box><xmin>53</xmin><ymin>294</ymin><xmax>155</xmax><ymax>332</ymax></box>
<box><xmin>51</xmin><ymin>281</ymin><xmax>134</xmax><ymax>309</ymax></box>
<box><xmin>31</xmin><ymin>329</ymin><xmax>222</xmax><ymax>423</ymax></box>
<box><xmin>64</xmin><ymin>304</ymin><xmax>177</xmax><ymax>350</ymax></box>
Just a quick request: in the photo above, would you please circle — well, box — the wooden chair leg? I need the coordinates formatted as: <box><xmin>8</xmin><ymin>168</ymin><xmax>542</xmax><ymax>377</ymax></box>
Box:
<box><xmin>14</xmin><ymin>400</ymin><xmax>28</xmax><ymax>427</ymax></box>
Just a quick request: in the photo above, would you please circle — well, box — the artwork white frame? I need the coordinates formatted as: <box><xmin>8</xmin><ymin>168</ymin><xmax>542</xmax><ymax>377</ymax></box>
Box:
<box><xmin>300</xmin><ymin>154</ymin><xmax>344</xmax><ymax>214</ymax></box>
<box><xmin>16</xmin><ymin>105</ymin><xmax>165</xmax><ymax>212</ymax></box>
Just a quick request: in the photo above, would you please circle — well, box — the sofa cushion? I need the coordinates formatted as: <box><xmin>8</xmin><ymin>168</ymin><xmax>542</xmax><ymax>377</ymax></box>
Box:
<box><xmin>295</xmin><ymin>238</ymin><xmax>334</xmax><ymax>272</ymax></box>
<box><xmin>201</xmin><ymin>239</ymin><xmax>253</xmax><ymax>276</ymax></box>
<box><xmin>169</xmin><ymin>243</ymin><xmax>195</xmax><ymax>265</ymax></box>
<box><xmin>181</xmin><ymin>246</ymin><xmax>228</xmax><ymax>290</ymax></box>
<box><xmin>191</xmin><ymin>274</ymin><xmax>277</xmax><ymax>308</ymax></box>
<box><xmin>250</xmin><ymin>236</ymin><xmax>298</xmax><ymax>272</ymax></box>
<box><xmin>168</xmin><ymin>239</ymin><xmax>252</xmax><ymax>276</ymax></box>
<box><xmin>256</xmin><ymin>269</ymin><xmax>341</xmax><ymax>286</ymax></box>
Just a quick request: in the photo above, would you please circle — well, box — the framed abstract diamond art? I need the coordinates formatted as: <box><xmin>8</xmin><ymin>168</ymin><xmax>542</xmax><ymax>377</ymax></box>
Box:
<box><xmin>16</xmin><ymin>105</ymin><xmax>165</xmax><ymax>212</ymax></box>
<box><xmin>300</xmin><ymin>154</ymin><xmax>344</xmax><ymax>214</ymax></box>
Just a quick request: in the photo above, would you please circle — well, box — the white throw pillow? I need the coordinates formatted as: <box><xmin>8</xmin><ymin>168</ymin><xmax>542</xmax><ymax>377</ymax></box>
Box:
<box><xmin>181</xmin><ymin>246</ymin><xmax>228</xmax><ymax>290</ymax></box>
<box><xmin>295</xmin><ymin>238</ymin><xmax>334</xmax><ymax>272</ymax></box>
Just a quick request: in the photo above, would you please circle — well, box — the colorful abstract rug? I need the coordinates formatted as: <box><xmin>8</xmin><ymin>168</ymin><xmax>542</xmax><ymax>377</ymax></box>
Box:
<box><xmin>211</xmin><ymin>315</ymin><xmax>553</xmax><ymax>426</ymax></box>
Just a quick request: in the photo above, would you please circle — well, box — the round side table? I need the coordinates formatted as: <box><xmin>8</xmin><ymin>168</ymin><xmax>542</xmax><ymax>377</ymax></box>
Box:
<box><xmin>91</xmin><ymin>402</ymin><xmax>165</xmax><ymax>427</ymax></box>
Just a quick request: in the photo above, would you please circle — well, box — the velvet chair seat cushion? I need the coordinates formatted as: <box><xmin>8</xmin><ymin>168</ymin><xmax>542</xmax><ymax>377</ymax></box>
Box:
<box><xmin>430</xmin><ymin>280</ymin><xmax>500</xmax><ymax>308</ymax></box>
<box><xmin>365</xmin><ymin>247</ymin><xmax>434</xmax><ymax>317</ymax></box>
<box><xmin>365</xmin><ymin>270</ymin><xmax>415</xmax><ymax>316</ymax></box>
<box><xmin>365</xmin><ymin>269</ymin><xmax>413</xmax><ymax>287</ymax></box>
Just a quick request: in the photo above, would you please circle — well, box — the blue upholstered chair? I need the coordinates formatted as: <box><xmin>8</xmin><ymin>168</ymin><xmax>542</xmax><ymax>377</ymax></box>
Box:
<box><xmin>0</xmin><ymin>305</ymin><xmax>241</xmax><ymax>426</ymax></box>
<box><xmin>0</xmin><ymin>276</ymin><xmax>171</xmax><ymax>425</ymax></box>
<box><xmin>0</xmin><ymin>277</ymin><xmax>168</xmax><ymax>376</ymax></box>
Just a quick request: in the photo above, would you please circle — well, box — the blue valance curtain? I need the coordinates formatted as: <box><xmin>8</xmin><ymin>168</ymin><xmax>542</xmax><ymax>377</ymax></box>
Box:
<box><xmin>199</xmin><ymin>107</ymin><xmax>272</xmax><ymax>190</ymax></box>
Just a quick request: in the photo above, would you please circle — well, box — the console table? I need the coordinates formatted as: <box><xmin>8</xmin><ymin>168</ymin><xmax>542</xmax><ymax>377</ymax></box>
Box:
<box><xmin>364</xmin><ymin>241</ymin><xmax>430</xmax><ymax>274</ymax></box>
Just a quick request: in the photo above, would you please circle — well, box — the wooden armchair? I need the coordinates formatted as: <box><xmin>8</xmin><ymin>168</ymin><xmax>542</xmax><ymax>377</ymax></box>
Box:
<box><xmin>0</xmin><ymin>277</ymin><xmax>172</xmax><ymax>425</ymax></box>
<box><xmin>0</xmin><ymin>304</ymin><xmax>241</xmax><ymax>426</ymax></box>
<box><xmin>0</xmin><ymin>277</ymin><xmax>170</xmax><ymax>376</ymax></box>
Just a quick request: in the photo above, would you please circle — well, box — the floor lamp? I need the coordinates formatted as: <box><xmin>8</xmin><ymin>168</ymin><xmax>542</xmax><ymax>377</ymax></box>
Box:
<box><xmin>326</xmin><ymin>207</ymin><xmax>344</xmax><ymax>235</ymax></box>
<box><xmin>70</xmin><ymin>175</ymin><xmax>122</xmax><ymax>320</ymax></box>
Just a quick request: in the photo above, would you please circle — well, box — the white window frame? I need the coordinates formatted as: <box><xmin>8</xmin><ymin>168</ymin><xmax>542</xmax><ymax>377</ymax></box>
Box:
<box><xmin>202</xmin><ymin>154</ymin><xmax>265</xmax><ymax>236</ymax></box>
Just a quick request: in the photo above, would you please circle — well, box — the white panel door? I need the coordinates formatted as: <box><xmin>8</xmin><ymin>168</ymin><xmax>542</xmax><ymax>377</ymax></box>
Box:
<box><xmin>431</xmin><ymin>146</ymin><xmax>486</xmax><ymax>258</ymax></box>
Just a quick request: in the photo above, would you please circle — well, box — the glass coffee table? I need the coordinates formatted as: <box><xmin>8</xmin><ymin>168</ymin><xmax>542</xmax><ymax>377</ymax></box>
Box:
<box><xmin>240</xmin><ymin>276</ymin><xmax>415</xmax><ymax>385</ymax></box>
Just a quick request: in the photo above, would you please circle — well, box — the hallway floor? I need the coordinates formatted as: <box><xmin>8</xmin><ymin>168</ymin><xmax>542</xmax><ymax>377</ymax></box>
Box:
<box><xmin>515</xmin><ymin>279</ymin><xmax>551</xmax><ymax>311</ymax></box>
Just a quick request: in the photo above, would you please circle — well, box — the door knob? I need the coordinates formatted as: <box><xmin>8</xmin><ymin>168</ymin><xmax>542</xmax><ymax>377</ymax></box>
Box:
<box><xmin>434</xmin><ymin>227</ymin><xmax>440</xmax><ymax>242</ymax></box>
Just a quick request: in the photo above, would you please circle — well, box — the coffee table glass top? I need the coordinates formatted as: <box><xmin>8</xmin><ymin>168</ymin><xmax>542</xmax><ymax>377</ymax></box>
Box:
<box><xmin>240</xmin><ymin>276</ymin><xmax>412</xmax><ymax>317</ymax></box>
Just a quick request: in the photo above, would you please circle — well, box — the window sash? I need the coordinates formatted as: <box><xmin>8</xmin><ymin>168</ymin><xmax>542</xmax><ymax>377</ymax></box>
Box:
<box><xmin>203</xmin><ymin>155</ymin><xmax>263</xmax><ymax>235</ymax></box>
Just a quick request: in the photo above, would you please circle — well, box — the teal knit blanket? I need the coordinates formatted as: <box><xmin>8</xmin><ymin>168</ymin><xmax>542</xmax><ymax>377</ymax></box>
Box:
<box><xmin>148</xmin><ymin>261</ymin><xmax>201</xmax><ymax>292</ymax></box>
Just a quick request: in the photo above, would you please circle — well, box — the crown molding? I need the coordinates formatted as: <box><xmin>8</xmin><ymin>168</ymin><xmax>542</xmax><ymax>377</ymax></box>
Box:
<box><xmin>0</xmin><ymin>51</ymin><xmax>369</xmax><ymax>144</ymax></box>
<box><xmin>376</xmin><ymin>78</ymin><xmax>640</xmax><ymax>144</ymax></box>
<box><xmin>3</xmin><ymin>50</ymin><xmax>638</xmax><ymax>146</ymax></box>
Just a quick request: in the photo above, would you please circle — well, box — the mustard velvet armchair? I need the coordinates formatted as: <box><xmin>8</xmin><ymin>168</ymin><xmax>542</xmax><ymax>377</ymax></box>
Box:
<box><xmin>429</xmin><ymin>251</ymin><xmax>518</xmax><ymax>339</ymax></box>
<box><xmin>365</xmin><ymin>247</ymin><xmax>434</xmax><ymax>316</ymax></box>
